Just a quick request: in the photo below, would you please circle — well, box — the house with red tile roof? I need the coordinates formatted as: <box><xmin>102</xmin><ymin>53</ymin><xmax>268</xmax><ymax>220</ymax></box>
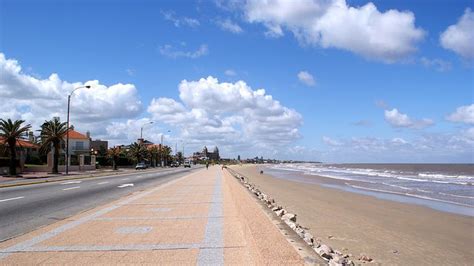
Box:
<box><xmin>61</xmin><ymin>129</ymin><xmax>91</xmax><ymax>165</ymax></box>
<box><xmin>0</xmin><ymin>137</ymin><xmax>41</xmax><ymax>173</ymax></box>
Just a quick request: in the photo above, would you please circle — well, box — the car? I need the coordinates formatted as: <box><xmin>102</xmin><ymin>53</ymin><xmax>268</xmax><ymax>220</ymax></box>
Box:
<box><xmin>183</xmin><ymin>160</ymin><xmax>191</xmax><ymax>168</ymax></box>
<box><xmin>170</xmin><ymin>161</ymin><xmax>180</xmax><ymax>167</ymax></box>
<box><xmin>135</xmin><ymin>163</ymin><xmax>147</xmax><ymax>170</ymax></box>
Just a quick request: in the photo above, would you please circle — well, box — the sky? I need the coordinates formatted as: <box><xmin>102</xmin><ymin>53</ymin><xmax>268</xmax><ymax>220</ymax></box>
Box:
<box><xmin>0</xmin><ymin>0</ymin><xmax>473</xmax><ymax>163</ymax></box>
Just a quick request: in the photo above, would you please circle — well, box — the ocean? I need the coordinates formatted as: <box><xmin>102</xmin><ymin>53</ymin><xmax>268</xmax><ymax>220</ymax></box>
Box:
<box><xmin>266</xmin><ymin>163</ymin><xmax>474</xmax><ymax>216</ymax></box>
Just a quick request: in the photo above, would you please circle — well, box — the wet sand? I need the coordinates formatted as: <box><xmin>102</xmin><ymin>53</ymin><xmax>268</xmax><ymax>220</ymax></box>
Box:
<box><xmin>229</xmin><ymin>164</ymin><xmax>474</xmax><ymax>265</ymax></box>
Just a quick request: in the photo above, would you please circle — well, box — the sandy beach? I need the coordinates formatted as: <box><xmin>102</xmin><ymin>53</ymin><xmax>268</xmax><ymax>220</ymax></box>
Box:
<box><xmin>229</xmin><ymin>164</ymin><xmax>474</xmax><ymax>265</ymax></box>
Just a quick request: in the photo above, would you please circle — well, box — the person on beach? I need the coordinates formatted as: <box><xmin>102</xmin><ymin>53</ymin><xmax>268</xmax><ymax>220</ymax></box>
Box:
<box><xmin>206</xmin><ymin>162</ymin><xmax>209</xmax><ymax>170</ymax></box>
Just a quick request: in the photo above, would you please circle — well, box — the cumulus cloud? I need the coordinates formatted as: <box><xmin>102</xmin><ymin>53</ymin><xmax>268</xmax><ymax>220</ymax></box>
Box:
<box><xmin>216</xmin><ymin>18</ymin><xmax>244</xmax><ymax>33</ymax></box>
<box><xmin>161</xmin><ymin>10</ymin><xmax>200</xmax><ymax>28</ymax></box>
<box><xmin>320</xmin><ymin>133</ymin><xmax>473</xmax><ymax>163</ymax></box>
<box><xmin>440</xmin><ymin>8</ymin><xmax>474</xmax><ymax>59</ymax></box>
<box><xmin>384</xmin><ymin>108</ymin><xmax>434</xmax><ymax>129</ymax></box>
<box><xmin>446</xmin><ymin>104</ymin><xmax>474</xmax><ymax>124</ymax></box>
<box><xmin>147</xmin><ymin>76</ymin><xmax>303</xmax><ymax>155</ymax></box>
<box><xmin>0</xmin><ymin>53</ymin><xmax>142</xmax><ymax>136</ymax></box>
<box><xmin>297</xmin><ymin>71</ymin><xmax>316</xmax><ymax>86</ymax></box>
<box><xmin>241</xmin><ymin>0</ymin><xmax>425</xmax><ymax>62</ymax></box>
<box><xmin>159</xmin><ymin>44</ymin><xmax>209</xmax><ymax>59</ymax></box>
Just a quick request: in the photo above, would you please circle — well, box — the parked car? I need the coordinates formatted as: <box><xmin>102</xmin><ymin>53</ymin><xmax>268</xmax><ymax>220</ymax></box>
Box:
<box><xmin>183</xmin><ymin>160</ymin><xmax>191</xmax><ymax>168</ymax></box>
<box><xmin>135</xmin><ymin>163</ymin><xmax>147</xmax><ymax>170</ymax></box>
<box><xmin>170</xmin><ymin>161</ymin><xmax>180</xmax><ymax>167</ymax></box>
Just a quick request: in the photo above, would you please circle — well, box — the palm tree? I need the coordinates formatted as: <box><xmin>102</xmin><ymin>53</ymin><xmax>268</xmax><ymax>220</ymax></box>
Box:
<box><xmin>39</xmin><ymin>117</ymin><xmax>68</xmax><ymax>174</ymax></box>
<box><xmin>128</xmin><ymin>142</ymin><xmax>148</xmax><ymax>164</ymax></box>
<box><xmin>161</xmin><ymin>145</ymin><xmax>172</xmax><ymax>166</ymax></box>
<box><xmin>149</xmin><ymin>146</ymin><xmax>159</xmax><ymax>167</ymax></box>
<box><xmin>0</xmin><ymin>119</ymin><xmax>31</xmax><ymax>176</ymax></box>
<box><xmin>107</xmin><ymin>146</ymin><xmax>121</xmax><ymax>170</ymax></box>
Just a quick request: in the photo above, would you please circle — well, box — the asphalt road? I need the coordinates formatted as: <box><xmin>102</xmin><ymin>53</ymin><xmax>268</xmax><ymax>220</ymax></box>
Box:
<box><xmin>0</xmin><ymin>167</ymin><xmax>202</xmax><ymax>241</ymax></box>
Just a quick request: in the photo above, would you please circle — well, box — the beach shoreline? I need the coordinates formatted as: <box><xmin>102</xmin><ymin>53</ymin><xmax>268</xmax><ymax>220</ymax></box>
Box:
<box><xmin>229</xmin><ymin>164</ymin><xmax>474</xmax><ymax>265</ymax></box>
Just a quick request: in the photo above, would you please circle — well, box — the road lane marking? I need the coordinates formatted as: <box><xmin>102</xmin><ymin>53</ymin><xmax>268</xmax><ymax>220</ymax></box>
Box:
<box><xmin>0</xmin><ymin>196</ymin><xmax>24</xmax><ymax>203</ymax></box>
<box><xmin>60</xmin><ymin>181</ymin><xmax>82</xmax><ymax>185</ymax></box>
<box><xmin>97</xmin><ymin>181</ymin><xmax>109</xmax><ymax>185</ymax></box>
<box><xmin>121</xmin><ymin>178</ymin><xmax>130</xmax><ymax>180</ymax></box>
<box><xmin>118</xmin><ymin>183</ymin><xmax>134</xmax><ymax>188</ymax></box>
<box><xmin>62</xmin><ymin>186</ymin><xmax>80</xmax><ymax>191</ymax></box>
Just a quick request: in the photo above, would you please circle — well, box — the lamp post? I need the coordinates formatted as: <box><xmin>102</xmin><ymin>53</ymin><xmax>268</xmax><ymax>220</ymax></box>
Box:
<box><xmin>140</xmin><ymin>121</ymin><xmax>154</xmax><ymax>140</ymax></box>
<box><xmin>66</xmin><ymin>85</ymin><xmax>91</xmax><ymax>175</ymax></box>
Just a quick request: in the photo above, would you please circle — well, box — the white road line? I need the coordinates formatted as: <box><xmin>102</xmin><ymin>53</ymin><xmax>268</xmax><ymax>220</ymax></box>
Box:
<box><xmin>118</xmin><ymin>183</ymin><xmax>134</xmax><ymax>188</ymax></box>
<box><xmin>0</xmin><ymin>196</ymin><xmax>24</xmax><ymax>203</ymax></box>
<box><xmin>97</xmin><ymin>181</ymin><xmax>109</xmax><ymax>185</ymax></box>
<box><xmin>62</xmin><ymin>186</ymin><xmax>80</xmax><ymax>191</ymax></box>
<box><xmin>121</xmin><ymin>178</ymin><xmax>130</xmax><ymax>180</ymax></box>
<box><xmin>60</xmin><ymin>181</ymin><xmax>82</xmax><ymax>185</ymax></box>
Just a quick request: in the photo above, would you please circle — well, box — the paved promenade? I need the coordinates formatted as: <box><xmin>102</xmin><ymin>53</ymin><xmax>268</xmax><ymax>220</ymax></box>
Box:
<box><xmin>0</xmin><ymin>166</ymin><xmax>304</xmax><ymax>265</ymax></box>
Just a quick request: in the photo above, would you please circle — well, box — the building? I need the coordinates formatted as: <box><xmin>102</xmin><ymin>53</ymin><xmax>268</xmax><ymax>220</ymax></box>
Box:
<box><xmin>0</xmin><ymin>137</ymin><xmax>40</xmax><ymax>171</ymax></box>
<box><xmin>90</xmin><ymin>139</ymin><xmax>108</xmax><ymax>154</ymax></box>
<box><xmin>193</xmin><ymin>146</ymin><xmax>220</xmax><ymax>161</ymax></box>
<box><xmin>62</xmin><ymin>128</ymin><xmax>91</xmax><ymax>165</ymax></box>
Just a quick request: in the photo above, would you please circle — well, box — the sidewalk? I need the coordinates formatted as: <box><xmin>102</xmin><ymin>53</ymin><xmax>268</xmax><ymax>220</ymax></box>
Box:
<box><xmin>0</xmin><ymin>166</ymin><xmax>309</xmax><ymax>265</ymax></box>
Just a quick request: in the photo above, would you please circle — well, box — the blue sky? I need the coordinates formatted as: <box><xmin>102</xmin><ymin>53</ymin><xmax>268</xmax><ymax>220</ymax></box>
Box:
<box><xmin>0</xmin><ymin>0</ymin><xmax>473</xmax><ymax>162</ymax></box>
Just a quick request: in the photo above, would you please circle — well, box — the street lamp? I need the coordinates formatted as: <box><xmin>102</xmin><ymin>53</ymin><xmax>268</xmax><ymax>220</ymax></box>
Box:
<box><xmin>140</xmin><ymin>121</ymin><xmax>154</xmax><ymax>140</ymax></box>
<box><xmin>66</xmin><ymin>85</ymin><xmax>91</xmax><ymax>175</ymax></box>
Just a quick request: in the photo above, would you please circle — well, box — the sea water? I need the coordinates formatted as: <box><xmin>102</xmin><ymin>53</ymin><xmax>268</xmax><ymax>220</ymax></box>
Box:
<box><xmin>267</xmin><ymin>163</ymin><xmax>474</xmax><ymax>216</ymax></box>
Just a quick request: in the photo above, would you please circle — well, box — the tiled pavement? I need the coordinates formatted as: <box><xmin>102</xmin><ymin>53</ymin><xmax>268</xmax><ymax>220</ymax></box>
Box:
<box><xmin>0</xmin><ymin>166</ymin><xmax>304</xmax><ymax>265</ymax></box>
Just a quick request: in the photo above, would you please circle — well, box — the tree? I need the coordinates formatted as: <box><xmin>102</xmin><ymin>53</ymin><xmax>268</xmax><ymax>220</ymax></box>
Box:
<box><xmin>176</xmin><ymin>151</ymin><xmax>183</xmax><ymax>163</ymax></box>
<box><xmin>128</xmin><ymin>142</ymin><xmax>148</xmax><ymax>163</ymax></box>
<box><xmin>107</xmin><ymin>146</ymin><xmax>121</xmax><ymax>170</ymax></box>
<box><xmin>161</xmin><ymin>145</ymin><xmax>172</xmax><ymax>166</ymax></box>
<box><xmin>0</xmin><ymin>119</ymin><xmax>31</xmax><ymax>176</ymax></box>
<box><xmin>149</xmin><ymin>146</ymin><xmax>159</xmax><ymax>167</ymax></box>
<box><xmin>39</xmin><ymin>117</ymin><xmax>68</xmax><ymax>174</ymax></box>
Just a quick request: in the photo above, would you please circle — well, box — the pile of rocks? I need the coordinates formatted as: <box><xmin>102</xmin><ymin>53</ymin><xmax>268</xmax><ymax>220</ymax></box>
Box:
<box><xmin>229</xmin><ymin>170</ymin><xmax>362</xmax><ymax>266</ymax></box>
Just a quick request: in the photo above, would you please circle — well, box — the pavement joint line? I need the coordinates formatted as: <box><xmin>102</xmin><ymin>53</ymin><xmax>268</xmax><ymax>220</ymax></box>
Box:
<box><xmin>121</xmin><ymin>201</ymin><xmax>222</xmax><ymax>205</ymax></box>
<box><xmin>93</xmin><ymin>216</ymin><xmax>228</xmax><ymax>221</ymax></box>
<box><xmin>0</xmin><ymin>171</ymin><xmax>193</xmax><ymax>260</ymax></box>
<box><xmin>197</xmin><ymin>169</ymin><xmax>224</xmax><ymax>266</ymax></box>
<box><xmin>0</xmin><ymin>244</ymin><xmax>246</xmax><ymax>253</ymax></box>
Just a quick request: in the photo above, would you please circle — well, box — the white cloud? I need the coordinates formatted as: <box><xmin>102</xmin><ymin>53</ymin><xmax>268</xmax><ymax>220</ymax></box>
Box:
<box><xmin>147</xmin><ymin>76</ymin><xmax>303</xmax><ymax>155</ymax></box>
<box><xmin>224</xmin><ymin>69</ymin><xmax>237</xmax><ymax>76</ymax></box>
<box><xmin>297</xmin><ymin>71</ymin><xmax>316</xmax><ymax>86</ymax></box>
<box><xmin>159</xmin><ymin>44</ymin><xmax>209</xmax><ymax>59</ymax></box>
<box><xmin>322</xmin><ymin>136</ymin><xmax>342</xmax><ymax>146</ymax></box>
<box><xmin>0</xmin><ymin>53</ymin><xmax>142</xmax><ymax>137</ymax></box>
<box><xmin>320</xmin><ymin>132</ymin><xmax>473</xmax><ymax>163</ymax></box>
<box><xmin>161</xmin><ymin>10</ymin><xmax>200</xmax><ymax>28</ymax></box>
<box><xmin>440</xmin><ymin>8</ymin><xmax>474</xmax><ymax>59</ymax></box>
<box><xmin>420</xmin><ymin>57</ymin><xmax>452</xmax><ymax>72</ymax></box>
<box><xmin>384</xmin><ymin>108</ymin><xmax>434</xmax><ymax>129</ymax></box>
<box><xmin>216</xmin><ymin>18</ymin><xmax>244</xmax><ymax>33</ymax></box>
<box><xmin>242</xmin><ymin>0</ymin><xmax>425</xmax><ymax>62</ymax></box>
<box><xmin>446</xmin><ymin>104</ymin><xmax>474</xmax><ymax>124</ymax></box>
